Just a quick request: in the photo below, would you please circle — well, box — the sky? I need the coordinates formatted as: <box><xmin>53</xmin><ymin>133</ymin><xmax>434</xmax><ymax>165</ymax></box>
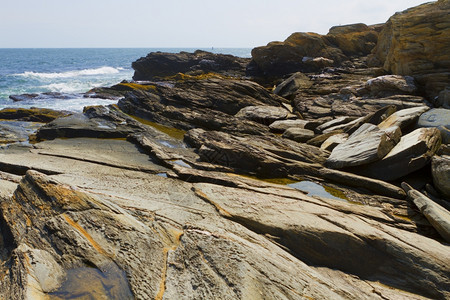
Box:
<box><xmin>0</xmin><ymin>0</ymin><xmax>432</xmax><ymax>48</ymax></box>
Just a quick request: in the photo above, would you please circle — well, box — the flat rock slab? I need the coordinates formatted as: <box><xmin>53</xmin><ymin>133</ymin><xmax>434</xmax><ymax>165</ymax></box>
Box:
<box><xmin>378</xmin><ymin>106</ymin><xmax>430</xmax><ymax>130</ymax></box>
<box><xmin>0</xmin><ymin>138</ymin><xmax>168</xmax><ymax>177</ymax></box>
<box><xmin>235</xmin><ymin>105</ymin><xmax>292</xmax><ymax>124</ymax></box>
<box><xmin>32</xmin><ymin>138</ymin><xmax>168</xmax><ymax>174</ymax></box>
<box><xmin>269</xmin><ymin>119</ymin><xmax>312</xmax><ymax>132</ymax></box>
<box><xmin>282</xmin><ymin>127</ymin><xmax>315</xmax><ymax>143</ymax></box>
<box><xmin>326</xmin><ymin>124</ymin><xmax>399</xmax><ymax>169</ymax></box>
<box><xmin>417</xmin><ymin>108</ymin><xmax>450</xmax><ymax>144</ymax></box>
<box><xmin>359</xmin><ymin>127</ymin><xmax>442</xmax><ymax>181</ymax></box>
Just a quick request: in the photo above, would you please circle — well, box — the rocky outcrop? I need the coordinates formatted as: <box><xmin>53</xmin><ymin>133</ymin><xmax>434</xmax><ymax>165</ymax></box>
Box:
<box><xmin>117</xmin><ymin>77</ymin><xmax>284</xmax><ymax>135</ymax></box>
<box><xmin>132</xmin><ymin>50</ymin><xmax>250</xmax><ymax>81</ymax></box>
<box><xmin>372</xmin><ymin>0</ymin><xmax>450</xmax><ymax>99</ymax></box>
<box><xmin>248</xmin><ymin>23</ymin><xmax>379</xmax><ymax>79</ymax></box>
<box><xmin>1</xmin><ymin>2</ymin><xmax>450</xmax><ymax>297</ymax></box>
<box><xmin>0</xmin><ymin>107</ymin><xmax>69</xmax><ymax>123</ymax></box>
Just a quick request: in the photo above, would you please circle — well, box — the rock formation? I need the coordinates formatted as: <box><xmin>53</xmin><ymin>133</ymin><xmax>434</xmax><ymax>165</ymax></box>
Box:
<box><xmin>1</xmin><ymin>1</ymin><xmax>449</xmax><ymax>299</ymax></box>
<box><xmin>372</xmin><ymin>0</ymin><xmax>450</xmax><ymax>100</ymax></box>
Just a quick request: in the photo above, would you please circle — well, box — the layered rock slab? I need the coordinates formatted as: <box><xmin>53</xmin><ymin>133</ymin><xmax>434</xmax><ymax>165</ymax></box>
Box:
<box><xmin>358</xmin><ymin>127</ymin><xmax>442</xmax><ymax>181</ymax></box>
<box><xmin>326</xmin><ymin>124</ymin><xmax>400</xmax><ymax>169</ymax></box>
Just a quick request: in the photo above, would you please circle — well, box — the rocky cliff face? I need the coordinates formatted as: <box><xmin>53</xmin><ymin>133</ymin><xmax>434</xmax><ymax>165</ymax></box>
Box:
<box><xmin>372</xmin><ymin>0</ymin><xmax>450</xmax><ymax>101</ymax></box>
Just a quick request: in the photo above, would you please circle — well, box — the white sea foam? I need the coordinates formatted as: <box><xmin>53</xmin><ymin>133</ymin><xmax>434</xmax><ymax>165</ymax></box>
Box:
<box><xmin>16</xmin><ymin>66</ymin><xmax>121</xmax><ymax>79</ymax></box>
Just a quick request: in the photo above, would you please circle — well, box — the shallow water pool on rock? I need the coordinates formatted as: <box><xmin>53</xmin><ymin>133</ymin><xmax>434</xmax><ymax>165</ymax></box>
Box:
<box><xmin>288</xmin><ymin>181</ymin><xmax>348</xmax><ymax>201</ymax></box>
<box><xmin>48</xmin><ymin>265</ymin><xmax>133</xmax><ymax>300</ymax></box>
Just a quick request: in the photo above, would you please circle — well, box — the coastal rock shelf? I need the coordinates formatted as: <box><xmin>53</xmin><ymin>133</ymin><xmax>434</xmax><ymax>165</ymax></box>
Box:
<box><xmin>1</xmin><ymin>0</ymin><xmax>449</xmax><ymax>299</ymax></box>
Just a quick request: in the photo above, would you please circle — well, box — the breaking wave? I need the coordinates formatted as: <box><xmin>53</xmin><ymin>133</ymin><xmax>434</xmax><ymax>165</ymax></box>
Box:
<box><xmin>15</xmin><ymin>66</ymin><xmax>122</xmax><ymax>79</ymax></box>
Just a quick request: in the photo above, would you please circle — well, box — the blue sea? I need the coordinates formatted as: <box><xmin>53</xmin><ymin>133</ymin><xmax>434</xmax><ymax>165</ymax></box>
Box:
<box><xmin>0</xmin><ymin>48</ymin><xmax>251</xmax><ymax>112</ymax></box>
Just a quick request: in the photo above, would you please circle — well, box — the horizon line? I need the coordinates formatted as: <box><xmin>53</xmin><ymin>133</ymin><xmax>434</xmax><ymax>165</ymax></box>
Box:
<box><xmin>0</xmin><ymin>46</ymin><xmax>255</xmax><ymax>49</ymax></box>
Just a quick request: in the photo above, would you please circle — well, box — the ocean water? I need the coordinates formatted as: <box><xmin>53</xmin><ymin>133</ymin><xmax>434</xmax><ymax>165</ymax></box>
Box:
<box><xmin>0</xmin><ymin>48</ymin><xmax>251</xmax><ymax>112</ymax></box>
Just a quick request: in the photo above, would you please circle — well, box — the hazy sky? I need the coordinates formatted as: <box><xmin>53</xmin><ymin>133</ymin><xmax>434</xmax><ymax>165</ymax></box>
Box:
<box><xmin>1</xmin><ymin>0</ymin><xmax>431</xmax><ymax>48</ymax></box>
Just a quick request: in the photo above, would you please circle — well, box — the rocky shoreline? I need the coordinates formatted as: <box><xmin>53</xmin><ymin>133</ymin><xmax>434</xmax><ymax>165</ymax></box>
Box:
<box><xmin>1</xmin><ymin>0</ymin><xmax>449</xmax><ymax>299</ymax></box>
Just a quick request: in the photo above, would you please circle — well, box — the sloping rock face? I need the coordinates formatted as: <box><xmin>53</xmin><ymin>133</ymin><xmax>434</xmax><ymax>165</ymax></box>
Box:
<box><xmin>1</xmin><ymin>165</ymin><xmax>449</xmax><ymax>299</ymax></box>
<box><xmin>132</xmin><ymin>50</ymin><xmax>250</xmax><ymax>80</ymax></box>
<box><xmin>372</xmin><ymin>0</ymin><xmax>450</xmax><ymax>99</ymax></box>
<box><xmin>117</xmin><ymin>77</ymin><xmax>284</xmax><ymax>135</ymax></box>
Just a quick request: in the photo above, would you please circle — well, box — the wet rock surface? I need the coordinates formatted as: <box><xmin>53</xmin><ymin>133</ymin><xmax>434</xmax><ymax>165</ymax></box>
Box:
<box><xmin>1</xmin><ymin>2</ymin><xmax>450</xmax><ymax>299</ymax></box>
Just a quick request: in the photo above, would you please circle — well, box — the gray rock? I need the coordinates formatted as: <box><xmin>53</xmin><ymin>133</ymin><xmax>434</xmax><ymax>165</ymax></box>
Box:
<box><xmin>326</xmin><ymin>124</ymin><xmax>399</xmax><ymax>169</ymax></box>
<box><xmin>320</xmin><ymin>133</ymin><xmax>348</xmax><ymax>151</ymax></box>
<box><xmin>365</xmin><ymin>75</ymin><xmax>417</xmax><ymax>97</ymax></box>
<box><xmin>432</xmin><ymin>155</ymin><xmax>450</xmax><ymax>199</ymax></box>
<box><xmin>235</xmin><ymin>105</ymin><xmax>292</xmax><ymax>124</ymax></box>
<box><xmin>378</xmin><ymin>106</ymin><xmax>430</xmax><ymax>130</ymax></box>
<box><xmin>273</xmin><ymin>72</ymin><xmax>313</xmax><ymax>99</ymax></box>
<box><xmin>282</xmin><ymin>128</ymin><xmax>315</xmax><ymax>143</ymax></box>
<box><xmin>360</xmin><ymin>127</ymin><xmax>442</xmax><ymax>181</ymax></box>
<box><xmin>417</xmin><ymin>108</ymin><xmax>450</xmax><ymax>144</ymax></box>
<box><xmin>434</xmin><ymin>88</ymin><xmax>449</xmax><ymax>108</ymax></box>
<box><xmin>269</xmin><ymin>119</ymin><xmax>311</xmax><ymax>132</ymax></box>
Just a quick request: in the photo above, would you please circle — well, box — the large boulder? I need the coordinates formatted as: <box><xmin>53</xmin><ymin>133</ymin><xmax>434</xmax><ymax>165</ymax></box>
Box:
<box><xmin>326</xmin><ymin>124</ymin><xmax>400</xmax><ymax>169</ymax></box>
<box><xmin>417</xmin><ymin>108</ymin><xmax>450</xmax><ymax>144</ymax></box>
<box><xmin>132</xmin><ymin>50</ymin><xmax>250</xmax><ymax>80</ymax></box>
<box><xmin>372</xmin><ymin>0</ymin><xmax>450</xmax><ymax>99</ymax></box>
<box><xmin>364</xmin><ymin>75</ymin><xmax>417</xmax><ymax>97</ymax></box>
<box><xmin>248</xmin><ymin>33</ymin><xmax>345</xmax><ymax>78</ymax></box>
<box><xmin>359</xmin><ymin>127</ymin><xmax>442</xmax><ymax>181</ymax></box>
<box><xmin>432</xmin><ymin>155</ymin><xmax>450</xmax><ymax>198</ymax></box>
<box><xmin>326</xmin><ymin>23</ymin><xmax>379</xmax><ymax>56</ymax></box>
